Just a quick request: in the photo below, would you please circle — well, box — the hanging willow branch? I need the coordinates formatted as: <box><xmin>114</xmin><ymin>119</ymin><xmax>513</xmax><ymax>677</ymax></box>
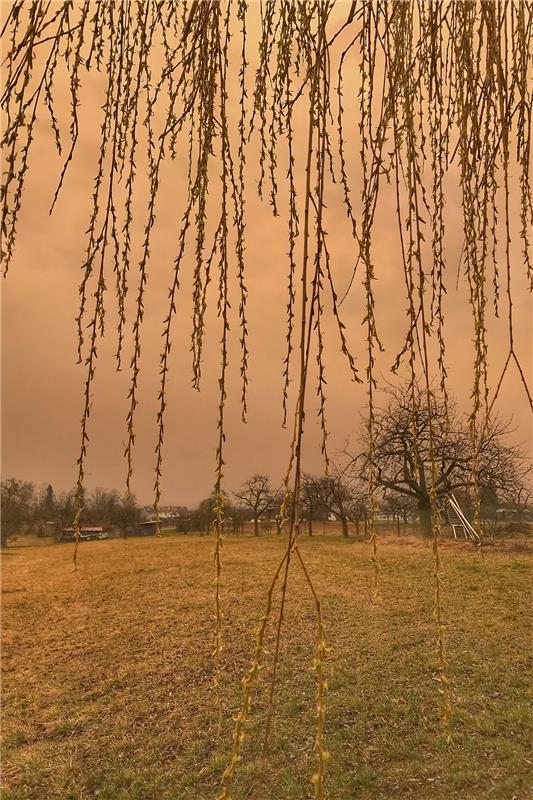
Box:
<box><xmin>2</xmin><ymin>0</ymin><xmax>532</xmax><ymax>793</ymax></box>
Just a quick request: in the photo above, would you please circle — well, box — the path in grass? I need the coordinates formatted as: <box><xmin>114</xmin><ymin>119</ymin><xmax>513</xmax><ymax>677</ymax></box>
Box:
<box><xmin>1</xmin><ymin>534</ymin><xmax>531</xmax><ymax>800</ymax></box>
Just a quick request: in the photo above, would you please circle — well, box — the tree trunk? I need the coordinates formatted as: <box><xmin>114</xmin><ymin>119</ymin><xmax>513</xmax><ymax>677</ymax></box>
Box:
<box><xmin>418</xmin><ymin>496</ymin><xmax>432</xmax><ymax>537</ymax></box>
<box><xmin>341</xmin><ymin>516</ymin><xmax>349</xmax><ymax>537</ymax></box>
<box><xmin>1</xmin><ymin>529</ymin><xmax>8</xmax><ymax>548</ymax></box>
<box><xmin>308</xmin><ymin>516</ymin><xmax>313</xmax><ymax>536</ymax></box>
<box><xmin>396</xmin><ymin>515</ymin><xmax>400</xmax><ymax>535</ymax></box>
<box><xmin>254</xmin><ymin>517</ymin><xmax>259</xmax><ymax>536</ymax></box>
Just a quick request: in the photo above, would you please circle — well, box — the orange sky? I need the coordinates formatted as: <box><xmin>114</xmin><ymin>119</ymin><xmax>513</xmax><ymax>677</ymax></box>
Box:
<box><xmin>2</xmin><ymin>3</ymin><xmax>531</xmax><ymax>506</ymax></box>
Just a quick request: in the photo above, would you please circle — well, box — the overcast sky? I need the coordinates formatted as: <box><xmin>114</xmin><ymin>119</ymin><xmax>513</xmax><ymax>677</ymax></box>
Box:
<box><xmin>2</xmin><ymin>6</ymin><xmax>531</xmax><ymax>507</ymax></box>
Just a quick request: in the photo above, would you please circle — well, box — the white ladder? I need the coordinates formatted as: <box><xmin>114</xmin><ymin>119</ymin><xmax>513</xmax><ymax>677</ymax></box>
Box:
<box><xmin>446</xmin><ymin>493</ymin><xmax>481</xmax><ymax>543</ymax></box>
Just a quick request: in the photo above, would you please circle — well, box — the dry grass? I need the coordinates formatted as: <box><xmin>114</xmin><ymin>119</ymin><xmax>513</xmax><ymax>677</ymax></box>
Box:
<box><xmin>1</xmin><ymin>534</ymin><xmax>531</xmax><ymax>800</ymax></box>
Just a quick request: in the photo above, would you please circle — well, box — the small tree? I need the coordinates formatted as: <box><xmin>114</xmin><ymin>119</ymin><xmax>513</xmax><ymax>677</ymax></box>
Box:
<box><xmin>300</xmin><ymin>474</ymin><xmax>321</xmax><ymax>536</ymax></box>
<box><xmin>56</xmin><ymin>489</ymin><xmax>75</xmax><ymax>529</ymax></box>
<box><xmin>380</xmin><ymin>494</ymin><xmax>418</xmax><ymax>534</ymax></box>
<box><xmin>1</xmin><ymin>478</ymin><xmax>35</xmax><ymax>546</ymax></box>
<box><xmin>191</xmin><ymin>496</ymin><xmax>216</xmax><ymax>534</ymax></box>
<box><xmin>266</xmin><ymin>488</ymin><xmax>294</xmax><ymax>534</ymax></box>
<box><xmin>32</xmin><ymin>484</ymin><xmax>58</xmax><ymax>536</ymax></box>
<box><xmin>300</xmin><ymin>473</ymin><xmax>329</xmax><ymax>536</ymax></box>
<box><xmin>40</xmin><ymin>484</ymin><xmax>56</xmax><ymax>520</ymax></box>
<box><xmin>87</xmin><ymin>487</ymin><xmax>120</xmax><ymax>525</ymax></box>
<box><xmin>233</xmin><ymin>474</ymin><xmax>274</xmax><ymax>536</ymax></box>
<box><xmin>311</xmin><ymin>468</ymin><xmax>360</xmax><ymax>538</ymax></box>
<box><xmin>230</xmin><ymin>503</ymin><xmax>248</xmax><ymax>535</ymax></box>
<box><xmin>111</xmin><ymin>494</ymin><xmax>142</xmax><ymax>538</ymax></box>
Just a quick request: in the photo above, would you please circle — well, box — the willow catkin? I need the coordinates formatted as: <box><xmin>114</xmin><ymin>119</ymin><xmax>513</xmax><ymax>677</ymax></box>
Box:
<box><xmin>359</xmin><ymin>1</ymin><xmax>384</xmax><ymax>595</ymax></box>
<box><xmin>114</xmin><ymin>2</ymin><xmax>152</xmax><ymax>370</ymax></box>
<box><xmin>236</xmin><ymin>0</ymin><xmax>249</xmax><ymax>422</ymax></box>
<box><xmin>378</xmin><ymin>0</ymin><xmax>453</xmax><ymax>729</ymax></box>
<box><xmin>513</xmin><ymin>2</ymin><xmax>533</xmax><ymax>289</ymax></box>
<box><xmin>4</xmin><ymin>8</ymin><xmax>530</xmax><ymax>465</ymax></box>
<box><xmin>73</xmin><ymin>2</ymin><xmax>128</xmax><ymax>565</ymax></box>
<box><xmin>426</xmin><ymin>2</ymin><xmax>449</xmax><ymax>407</ymax></box>
<box><xmin>212</xmin><ymin>0</ymin><xmax>233</xmax><ymax>730</ymax></box>
<box><xmin>221</xmin><ymin>7</ymin><xmax>335</xmax><ymax>796</ymax></box>
<box><xmin>261</xmin><ymin>0</ymin><xmax>325</xmax><ymax>763</ymax></box>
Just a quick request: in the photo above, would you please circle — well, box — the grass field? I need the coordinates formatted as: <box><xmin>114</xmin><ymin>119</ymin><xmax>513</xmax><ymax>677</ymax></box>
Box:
<box><xmin>1</xmin><ymin>533</ymin><xmax>532</xmax><ymax>800</ymax></box>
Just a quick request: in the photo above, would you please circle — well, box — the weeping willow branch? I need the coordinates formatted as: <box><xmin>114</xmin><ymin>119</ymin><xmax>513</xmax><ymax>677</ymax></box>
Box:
<box><xmin>2</xmin><ymin>0</ymin><xmax>532</xmax><ymax>791</ymax></box>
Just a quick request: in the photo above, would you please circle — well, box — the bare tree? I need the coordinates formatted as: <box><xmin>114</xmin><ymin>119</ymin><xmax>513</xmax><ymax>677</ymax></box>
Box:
<box><xmin>111</xmin><ymin>494</ymin><xmax>142</xmax><ymax>538</ymax></box>
<box><xmin>191</xmin><ymin>496</ymin><xmax>217</xmax><ymax>535</ymax></box>
<box><xmin>353</xmin><ymin>383</ymin><xmax>531</xmax><ymax>537</ymax></box>
<box><xmin>266</xmin><ymin>488</ymin><xmax>294</xmax><ymax>534</ymax></box>
<box><xmin>87</xmin><ymin>488</ymin><xmax>119</xmax><ymax>525</ymax></box>
<box><xmin>300</xmin><ymin>474</ymin><xmax>321</xmax><ymax>536</ymax></box>
<box><xmin>230</xmin><ymin>504</ymin><xmax>248</xmax><ymax>535</ymax></box>
<box><xmin>233</xmin><ymin>475</ymin><xmax>274</xmax><ymax>536</ymax></box>
<box><xmin>498</xmin><ymin>483</ymin><xmax>532</xmax><ymax>517</ymax></box>
<box><xmin>38</xmin><ymin>484</ymin><xmax>57</xmax><ymax>521</ymax></box>
<box><xmin>380</xmin><ymin>494</ymin><xmax>418</xmax><ymax>534</ymax></box>
<box><xmin>1</xmin><ymin>478</ymin><xmax>35</xmax><ymax>547</ymax></box>
<box><xmin>309</xmin><ymin>467</ymin><xmax>363</xmax><ymax>539</ymax></box>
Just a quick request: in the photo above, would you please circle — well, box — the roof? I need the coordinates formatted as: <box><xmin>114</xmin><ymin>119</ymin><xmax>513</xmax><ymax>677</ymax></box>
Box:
<box><xmin>62</xmin><ymin>527</ymin><xmax>104</xmax><ymax>533</ymax></box>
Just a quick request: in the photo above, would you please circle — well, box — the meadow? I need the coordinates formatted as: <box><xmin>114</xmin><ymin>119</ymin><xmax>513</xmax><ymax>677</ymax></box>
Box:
<box><xmin>1</xmin><ymin>533</ymin><xmax>531</xmax><ymax>800</ymax></box>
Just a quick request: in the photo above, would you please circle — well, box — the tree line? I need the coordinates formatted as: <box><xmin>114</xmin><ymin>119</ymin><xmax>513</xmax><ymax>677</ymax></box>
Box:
<box><xmin>188</xmin><ymin>384</ymin><xmax>532</xmax><ymax>538</ymax></box>
<box><xmin>0</xmin><ymin>482</ymin><xmax>142</xmax><ymax>547</ymax></box>
<box><xmin>2</xmin><ymin>384</ymin><xmax>530</xmax><ymax>546</ymax></box>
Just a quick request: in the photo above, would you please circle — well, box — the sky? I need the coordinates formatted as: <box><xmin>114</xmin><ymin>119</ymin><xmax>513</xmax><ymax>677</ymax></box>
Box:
<box><xmin>2</xmin><ymin>4</ymin><xmax>531</xmax><ymax>507</ymax></box>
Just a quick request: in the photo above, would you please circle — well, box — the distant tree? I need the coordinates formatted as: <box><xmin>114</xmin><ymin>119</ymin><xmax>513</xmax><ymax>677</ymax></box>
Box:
<box><xmin>1</xmin><ymin>478</ymin><xmax>35</xmax><ymax>546</ymax></box>
<box><xmin>87</xmin><ymin>487</ymin><xmax>119</xmax><ymax>525</ymax></box>
<box><xmin>233</xmin><ymin>474</ymin><xmax>275</xmax><ymax>536</ymax></box>
<box><xmin>32</xmin><ymin>484</ymin><xmax>58</xmax><ymax>536</ymax></box>
<box><xmin>56</xmin><ymin>489</ymin><xmax>75</xmax><ymax>528</ymax></box>
<box><xmin>300</xmin><ymin>475</ymin><xmax>324</xmax><ymax>536</ymax></box>
<box><xmin>191</xmin><ymin>495</ymin><xmax>216</xmax><ymax>534</ymax></box>
<box><xmin>42</xmin><ymin>484</ymin><xmax>56</xmax><ymax>519</ymax></box>
<box><xmin>479</xmin><ymin>485</ymin><xmax>499</xmax><ymax>522</ymax></box>
<box><xmin>310</xmin><ymin>468</ymin><xmax>361</xmax><ymax>538</ymax></box>
<box><xmin>498</xmin><ymin>481</ymin><xmax>532</xmax><ymax>517</ymax></box>
<box><xmin>353</xmin><ymin>382</ymin><xmax>532</xmax><ymax>537</ymax></box>
<box><xmin>57</xmin><ymin>485</ymin><xmax>85</xmax><ymax>526</ymax></box>
<box><xmin>212</xmin><ymin>494</ymin><xmax>237</xmax><ymax>534</ymax></box>
<box><xmin>111</xmin><ymin>494</ymin><xmax>142</xmax><ymax>538</ymax></box>
<box><xmin>380</xmin><ymin>494</ymin><xmax>417</xmax><ymax>534</ymax></box>
<box><xmin>230</xmin><ymin>503</ymin><xmax>248</xmax><ymax>535</ymax></box>
<box><xmin>268</xmin><ymin>488</ymin><xmax>294</xmax><ymax>534</ymax></box>
<box><xmin>346</xmin><ymin>491</ymin><xmax>369</xmax><ymax>536</ymax></box>
<box><xmin>189</xmin><ymin>492</ymin><xmax>235</xmax><ymax>534</ymax></box>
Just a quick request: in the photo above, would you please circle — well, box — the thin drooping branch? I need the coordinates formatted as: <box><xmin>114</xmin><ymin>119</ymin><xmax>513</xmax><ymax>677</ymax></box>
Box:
<box><xmin>2</xmin><ymin>2</ymin><xmax>532</xmax><ymax>794</ymax></box>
